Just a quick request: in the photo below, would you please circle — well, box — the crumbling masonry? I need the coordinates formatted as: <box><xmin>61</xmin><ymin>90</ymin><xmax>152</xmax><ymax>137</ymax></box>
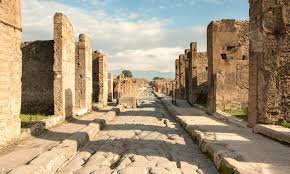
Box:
<box><xmin>207</xmin><ymin>20</ymin><xmax>249</xmax><ymax>114</ymax></box>
<box><xmin>188</xmin><ymin>42</ymin><xmax>208</xmax><ymax>105</ymax></box>
<box><xmin>75</xmin><ymin>34</ymin><xmax>93</xmax><ymax>115</ymax></box>
<box><xmin>108</xmin><ymin>73</ymin><xmax>114</xmax><ymax>102</ymax></box>
<box><xmin>93</xmin><ymin>51</ymin><xmax>108</xmax><ymax>107</ymax></box>
<box><xmin>53</xmin><ymin>13</ymin><xmax>76</xmax><ymax>117</ymax></box>
<box><xmin>248</xmin><ymin>0</ymin><xmax>290</xmax><ymax>126</ymax></box>
<box><xmin>0</xmin><ymin>0</ymin><xmax>22</xmax><ymax>146</ymax></box>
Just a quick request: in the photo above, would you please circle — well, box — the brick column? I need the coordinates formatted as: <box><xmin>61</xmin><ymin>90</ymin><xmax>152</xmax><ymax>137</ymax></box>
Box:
<box><xmin>248</xmin><ymin>0</ymin><xmax>290</xmax><ymax>126</ymax></box>
<box><xmin>75</xmin><ymin>34</ymin><xmax>92</xmax><ymax>115</ymax></box>
<box><xmin>0</xmin><ymin>0</ymin><xmax>22</xmax><ymax>145</ymax></box>
<box><xmin>93</xmin><ymin>51</ymin><xmax>108</xmax><ymax>107</ymax></box>
<box><xmin>179</xmin><ymin>54</ymin><xmax>186</xmax><ymax>100</ymax></box>
<box><xmin>53</xmin><ymin>13</ymin><xmax>76</xmax><ymax>117</ymax></box>
<box><xmin>108</xmin><ymin>73</ymin><xmax>114</xmax><ymax>102</ymax></box>
<box><xmin>188</xmin><ymin>43</ymin><xmax>197</xmax><ymax>105</ymax></box>
<box><xmin>175</xmin><ymin>59</ymin><xmax>180</xmax><ymax>99</ymax></box>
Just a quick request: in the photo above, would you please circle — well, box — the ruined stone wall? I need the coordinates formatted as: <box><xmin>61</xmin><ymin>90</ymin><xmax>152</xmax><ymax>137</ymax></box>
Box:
<box><xmin>154</xmin><ymin>79</ymin><xmax>173</xmax><ymax>96</ymax></box>
<box><xmin>196</xmin><ymin>52</ymin><xmax>208</xmax><ymax>91</ymax></box>
<box><xmin>184</xmin><ymin>49</ymin><xmax>190</xmax><ymax>100</ymax></box>
<box><xmin>92</xmin><ymin>51</ymin><xmax>108</xmax><ymax>107</ymax></box>
<box><xmin>113</xmin><ymin>77</ymin><xmax>147</xmax><ymax>98</ymax></box>
<box><xmin>207</xmin><ymin>20</ymin><xmax>249</xmax><ymax>114</ymax></box>
<box><xmin>53</xmin><ymin>13</ymin><xmax>76</xmax><ymax>117</ymax></box>
<box><xmin>75</xmin><ymin>34</ymin><xmax>92</xmax><ymax>115</ymax></box>
<box><xmin>0</xmin><ymin>0</ymin><xmax>22</xmax><ymax>145</ymax></box>
<box><xmin>108</xmin><ymin>73</ymin><xmax>114</xmax><ymax>102</ymax></box>
<box><xmin>248</xmin><ymin>0</ymin><xmax>290</xmax><ymax>126</ymax></box>
<box><xmin>21</xmin><ymin>41</ymin><xmax>54</xmax><ymax>115</ymax></box>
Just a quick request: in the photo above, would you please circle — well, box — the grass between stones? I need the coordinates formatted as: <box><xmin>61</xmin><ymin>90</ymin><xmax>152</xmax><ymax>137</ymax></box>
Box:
<box><xmin>20</xmin><ymin>114</ymin><xmax>52</xmax><ymax>128</ymax></box>
<box><xmin>223</xmin><ymin>108</ymin><xmax>248</xmax><ymax>121</ymax></box>
<box><xmin>277</xmin><ymin>119</ymin><xmax>290</xmax><ymax>129</ymax></box>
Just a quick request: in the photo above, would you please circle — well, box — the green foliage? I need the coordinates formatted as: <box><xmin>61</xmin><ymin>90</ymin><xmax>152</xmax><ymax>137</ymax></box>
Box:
<box><xmin>223</xmin><ymin>108</ymin><xmax>248</xmax><ymax>121</ymax></box>
<box><xmin>153</xmin><ymin>77</ymin><xmax>165</xmax><ymax>80</ymax></box>
<box><xmin>122</xmin><ymin>70</ymin><xmax>133</xmax><ymax>78</ymax></box>
<box><xmin>277</xmin><ymin>119</ymin><xmax>290</xmax><ymax>129</ymax></box>
<box><xmin>20</xmin><ymin>114</ymin><xmax>51</xmax><ymax>128</ymax></box>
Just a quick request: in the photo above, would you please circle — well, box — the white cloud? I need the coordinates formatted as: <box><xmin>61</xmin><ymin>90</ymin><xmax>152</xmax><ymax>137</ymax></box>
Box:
<box><xmin>22</xmin><ymin>0</ymin><xmax>207</xmax><ymax>75</ymax></box>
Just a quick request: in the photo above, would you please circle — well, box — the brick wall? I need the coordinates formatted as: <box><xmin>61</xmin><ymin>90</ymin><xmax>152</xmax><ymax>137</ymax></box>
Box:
<box><xmin>248</xmin><ymin>0</ymin><xmax>290</xmax><ymax>126</ymax></box>
<box><xmin>21</xmin><ymin>41</ymin><xmax>54</xmax><ymax>115</ymax></box>
<box><xmin>0</xmin><ymin>0</ymin><xmax>22</xmax><ymax>146</ymax></box>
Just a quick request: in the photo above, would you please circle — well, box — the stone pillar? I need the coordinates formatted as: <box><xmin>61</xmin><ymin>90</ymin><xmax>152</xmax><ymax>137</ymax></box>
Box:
<box><xmin>179</xmin><ymin>54</ymin><xmax>186</xmax><ymax>100</ymax></box>
<box><xmin>108</xmin><ymin>73</ymin><xmax>114</xmax><ymax>102</ymax></box>
<box><xmin>207</xmin><ymin>20</ymin><xmax>249</xmax><ymax>114</ymax></box>
<box><xmin>188</xmin><ymin>42</ymin><xmax>197</xmax><ymax>105</ymax></box>
<box><xmin>0</xmin><ymin>0</ymin><xmax>22</xmax><ymax>146</ymax></box>
<box><xmin>75</xmin><ymin>34</ymin><xmax>92</xmax><ymax>115</ymax></box>
<box><xmin>92</xmin><ymin>51</ymin><xmax>108</xmax><ymax>107</ymax></box>
<box><xmin>248</xmin><ymin>0</ymin><xmax>290</xmax><ymax>126</ymax></box>
<box><xmin>53</xmin><ymin>13</ymin><xmax>76</xmax><ymax>117</ymax></box>
<box><xmin>175</xmin><ymin>59</ymin><xmax>180</xmax><ymax>99</ymax></box>
<box><xmin>185</xmin><ymin>49</ymin><xmax>190</xmax><ymax>101</ymax></box>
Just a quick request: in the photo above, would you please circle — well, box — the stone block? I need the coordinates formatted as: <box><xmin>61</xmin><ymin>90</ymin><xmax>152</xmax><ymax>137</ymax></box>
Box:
<box><xmin>118</xmin><ymin>97</ymin><xmax>137</xmax><ymax>109</ymax></box>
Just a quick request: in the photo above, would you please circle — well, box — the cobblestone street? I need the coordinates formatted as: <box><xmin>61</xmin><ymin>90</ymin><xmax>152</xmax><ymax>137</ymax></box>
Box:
<box><xmin>58</xmin><ymin>88</ymin><xmax>218</xmax><ymax>174</ymax></box>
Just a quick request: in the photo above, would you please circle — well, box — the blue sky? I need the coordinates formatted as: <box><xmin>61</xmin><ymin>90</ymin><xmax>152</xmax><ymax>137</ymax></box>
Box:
<box><xmin>22</xmin><ymin>0</ymin><xmax>248</xmax><ymax>79</ymax></box>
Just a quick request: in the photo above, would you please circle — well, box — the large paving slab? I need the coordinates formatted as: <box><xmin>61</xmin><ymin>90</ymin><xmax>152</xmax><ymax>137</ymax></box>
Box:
<box><xmin>161</xmin><ymin>98</ymin><xmax>290</xmax><ymax>174</ymax></box>
<box><xmin>0</xmin><ymin>107</ymin><xmax>114</xmax><ymax>174</ymax></box>
<box><xmin>57</xmin><ymin>88</ymin><xmax>219</xmax><ymax>174</ymax></box>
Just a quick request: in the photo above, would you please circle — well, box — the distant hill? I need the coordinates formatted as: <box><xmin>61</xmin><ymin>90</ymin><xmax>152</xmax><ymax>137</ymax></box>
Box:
<box><xmin>110</xmin><ymin>69</ymin><xmax>174</xmax><ymax>81</ymax></box>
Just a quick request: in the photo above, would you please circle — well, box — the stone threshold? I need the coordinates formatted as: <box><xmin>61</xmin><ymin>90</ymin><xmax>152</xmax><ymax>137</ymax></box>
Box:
<box><xmin>253</xmin><ymin>124</ymin><xmax>290</xmax><ymax>144</ymax></box>
<box><xmin>8</xmin><ymin>106</ymin><xmax>122</xmax><ymax>174</ymax></box>
<box><xmin>213</xmin><ymin>111</ymin><xmax>248</xmax><ymax>128</ymax></box>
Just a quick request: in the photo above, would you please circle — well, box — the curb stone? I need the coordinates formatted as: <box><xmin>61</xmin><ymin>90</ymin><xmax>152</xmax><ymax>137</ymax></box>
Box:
<box><xmin>8</xmin><ymin>106</ymin><xmax>121</xmax><ymax>174</ymax></box>
<box><xmin>160</xmin><ymin>99</ymin><xmax>258</xmax><ymax>174</ymax></box>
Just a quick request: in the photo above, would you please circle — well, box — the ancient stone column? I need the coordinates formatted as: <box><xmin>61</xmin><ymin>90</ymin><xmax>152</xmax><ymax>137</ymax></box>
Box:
<box><xmin>92</xmin><ymin>51</ymin><xmax>108</xmax><ymax>107</ymax></box>
<box><xmin>248</xmin><ymin>0</ymin><xmax>290</xmax><ymax>126</ymax></box>
<box><xmin>108</xmin><ymin>73</ymin><xmax>114</xmax><ymax>102</ymax></box>
<box><xmin>0</xmin><ymin>0</ymin><xmax>22</xmax><ymax>146</ymax></box>
<box><xmin>75</xmin><ymin>34</ymin><xmax>92</xmax><ymax>115</ymax></box>
<box><xmin>179</xmin><ymin>54</ymin><xmax>186</xmax><ymax>100</ymax></box>
<box><xmin>53</xmin><ymin>13</ymin><xmax>76</xmax><ymax>117</ymax></box>
<box><xmin>185</xmin><ymin>49</ymin><xmax>190</xmax><ymax>101</ymax></box>
<box><xmin>207</xmin><ymin>19</ymin><xmax>249</xmax><ymax>114</ymax></box>
<box><xmin>175</xmin><ymin>59</ymin><xmax>180</xmax><ymax>99</ymax></box>
<box><xmin>188</xmin><ymin>42</ymin><xmax>197</xmax><ymax>105</ymax></box>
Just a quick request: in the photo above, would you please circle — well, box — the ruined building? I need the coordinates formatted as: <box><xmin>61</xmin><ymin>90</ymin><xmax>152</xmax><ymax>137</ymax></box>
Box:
<box><xmin>93</xmin><ymin>50</ymin><xmax>108</xmax><ymax>107</ymax></box>
<box><xmin>21</xmin><ymin>13</ymin><xmax>77</xmax><ymax>118</ymax></box>
<box><xmin>248</xmin><ymin>0</ymin><xmax>290</xmax><ymax>126</ymax></box>
<box><xmin>75</xmin><ymin>34</ymin><xmax>93</xmax><ymax>115</ymax></box>
<box><xmin>154</xmin><ymin>79</ymin><xmax>173</xmax><ymax>96</ymax></box>
<box><xmin>188</xmin><ymin>42</ymin><xmax>208</xmax><ymax>105</ymax></box>
<box><xmin>207</xmin><ymin>19</ymin><xmax>249</xmax><ymax>114</ymax></box>
<box><xmin>0</xmin><ymin>0</ymin><xmax>22</xmax><ymax>146</ymax></box>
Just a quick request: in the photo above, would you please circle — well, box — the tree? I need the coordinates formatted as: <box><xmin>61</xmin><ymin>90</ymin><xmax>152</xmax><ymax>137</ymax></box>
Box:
<box><xmin>122</xmin><ymin>70</ymin><xmax>133</xmax><ymax>78</ymax></box>
<box><xmin>153</xmin><ymin>77</ymin><xmax>164</xmax><ymax>81</ymax></box>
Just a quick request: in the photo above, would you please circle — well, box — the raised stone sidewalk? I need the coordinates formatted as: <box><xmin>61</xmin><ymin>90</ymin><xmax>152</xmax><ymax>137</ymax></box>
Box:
<box><xmin>158</xmin><ymin>95</ymin><xmax>290</xmax><ymax>174</ymax></box>
<box><xmin>0</xmin><ymin>106</ymin><xmax>121</xmax><ymax>174</ymax></box>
